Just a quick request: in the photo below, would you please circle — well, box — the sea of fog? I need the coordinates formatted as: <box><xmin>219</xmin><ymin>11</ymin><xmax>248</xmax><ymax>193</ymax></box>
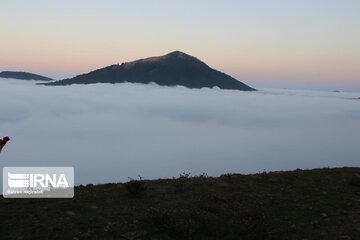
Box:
<box><xmin>0</xmin><ymin>78</ymin><xmax>359</xmax><ymax>186</ymax></box>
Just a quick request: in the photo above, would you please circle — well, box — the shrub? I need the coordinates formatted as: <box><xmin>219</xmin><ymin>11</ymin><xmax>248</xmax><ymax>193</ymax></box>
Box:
<box><xmin>124</xmin><ymin>176</ymin><xmax>146</xmax><ymax>197</ymax></box>
<box><xmin>221</xmin><ymin>173</ymin><xmax>233</xmax><ymax>184</ymax></box>
<box><xmin>179</xmin><ymin>172</ymin><xmax>191</xmax><ymax>179</ymax></box>
<box><xmin>173</xmin><ymin>172</ymin><xmax>191</xmax><ymax>193</ymax></box>
<box><xmin>198</xmin><ymin>172</ymin><xmax>209</xmax><ymax>179</ymax></box>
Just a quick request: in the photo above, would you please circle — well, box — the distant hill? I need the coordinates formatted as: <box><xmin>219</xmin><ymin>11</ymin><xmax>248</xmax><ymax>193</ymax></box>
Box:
<box><xmin>43</xmin><ymin>51</ymin><xmax>255</xmax><ymax>91</ymax></box>
<box><xmin>0</xmin><ymin>71</ymin><xmax>52</xmax><ymax>81</ymax></box>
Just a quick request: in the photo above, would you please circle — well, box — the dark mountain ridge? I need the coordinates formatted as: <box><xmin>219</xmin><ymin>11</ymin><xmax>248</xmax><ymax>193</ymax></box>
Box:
<box><xmin>43</xmin><ymin>51</ymin><xmax>255</xmax><ymax>91</ymax></box>
<box><xmin>0</xmin><ymin>71</ymin><xmax>52</xmax><ymax>81</ymax></box>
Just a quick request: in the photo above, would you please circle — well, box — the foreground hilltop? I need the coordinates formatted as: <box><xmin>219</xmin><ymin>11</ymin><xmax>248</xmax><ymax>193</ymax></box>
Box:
<box><xmin>43</xmin><ymin>51</ymin><xmax>255</xmax><ymax>91</ymax></box>
<box><xmin>0</xmin><ymin>71</ymin><xmax>52</xmax><ymax>81</ymax></box>
<box><xmin>0</xmin><ymin>167</ymin><xmax>359</xmax><ymax>239</ymax></box>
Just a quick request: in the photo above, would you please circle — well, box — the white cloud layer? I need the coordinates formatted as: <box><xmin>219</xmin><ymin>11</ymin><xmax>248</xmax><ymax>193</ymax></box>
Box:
<box><xmin>0</xmin><ymin>79</ymin><xmax>359</xmax><ymax>186</ymax></box>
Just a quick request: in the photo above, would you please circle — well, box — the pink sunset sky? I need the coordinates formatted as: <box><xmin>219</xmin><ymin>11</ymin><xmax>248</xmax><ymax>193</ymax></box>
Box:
<box><xmin>1</xmin><ymin>0</ymin><xmax>359</xmax><ymax>91</ymax></box>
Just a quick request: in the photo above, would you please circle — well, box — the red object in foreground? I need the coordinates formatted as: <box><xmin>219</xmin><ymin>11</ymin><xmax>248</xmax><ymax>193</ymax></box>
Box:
<box><xmin>0</xmin><ymin>136</ymin><xmax>10</xmax><ymax>152</ymax></box>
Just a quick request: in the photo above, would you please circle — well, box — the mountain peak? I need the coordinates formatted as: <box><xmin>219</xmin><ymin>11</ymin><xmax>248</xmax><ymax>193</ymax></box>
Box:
<box><xmin>133</xmin><ymin>51</ymin><xmax>196</xmax><ymax>64</ymax></box>
<box><xmin>165</xmin><ymin>50</ymin><xmax>188</xmax><ymax>57</ymax></box>
<box><xmin>164</xmin><ymin>51</ymin><xmax>200</xmax><ymax>61</ymax></box>
<box><xmin>43</xmin><ymin>52</ymin><xmax>255</xmax><ymax>91</ymax></box>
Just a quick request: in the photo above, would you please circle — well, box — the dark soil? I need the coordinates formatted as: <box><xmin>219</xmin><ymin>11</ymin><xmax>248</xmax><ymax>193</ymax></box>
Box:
<box><xmin>1</xmin><ymin>167</ymin><xmax>359</xmax><ymax>240</ymax></box>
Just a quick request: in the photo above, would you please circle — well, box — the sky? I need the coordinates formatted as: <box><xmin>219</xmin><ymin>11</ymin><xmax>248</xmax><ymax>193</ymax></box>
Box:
<box><xmin>1</xmin><ymin>79</ymin><xmax>359</xmax><ymax>187</ymax></box>
<box><xmin>0</xmin><ymin>0</ymin><xmax>359</xmax><ymax>91</ymax></box>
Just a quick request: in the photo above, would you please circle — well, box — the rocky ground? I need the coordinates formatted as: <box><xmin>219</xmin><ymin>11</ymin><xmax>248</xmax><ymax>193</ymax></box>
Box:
<box><xmin>1</xmin><ymin>167</ymin><xmax>359</xmax><ymax>240</ymax></box>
